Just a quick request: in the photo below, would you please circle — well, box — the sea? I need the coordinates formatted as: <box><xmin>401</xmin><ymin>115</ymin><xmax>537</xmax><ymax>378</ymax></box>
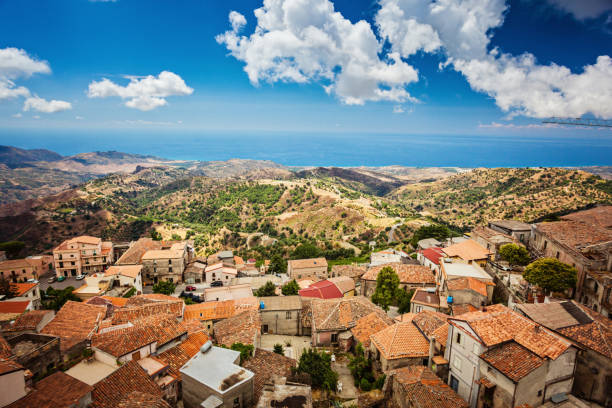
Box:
<box><xmin>2</xmin><ymin>129</ymin><xmax>611</xmax><ymax>167</ymax></box>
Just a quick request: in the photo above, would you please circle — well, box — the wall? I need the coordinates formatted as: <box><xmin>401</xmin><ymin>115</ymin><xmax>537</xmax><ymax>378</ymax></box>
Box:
<box><xmin>182</xmin><ymin>372</ymin><xmax>254</xmax><ymax>408</ymax></box>
<box><xmin>417</xmin><ymin>253</ymin><xmax>440</xmax><ymax>275</ymax></box>
<box><xmin>9</xmin><ymin>334</ymin><xmax>61</xmax><ymax>378</ymax></box>
<box><xmin>571</xmin><ymin>349</ymin><xmax>612</xmax><ymax>407</ymax></box>
<box><xmin>380</xmin><ymin>355</ymin><xmax>424</xmax><ymax>372</ymax></box>
<box><xmin>260</xmin><ymin>310</ymin><xmax>300</xmax><ymax>335</ymax></box>
<box><xmin>410</xmin><ymin>302</ymin><xmax>438</xmax><ymax>313</ymax></box>
<box><xmin>513</xmin><ymin>364</ymin><xmax>548</xmax><ymax>408</ymax></box>
<box><xmin>288</xmin><ymin>266</ymin><xmax>327</xmax><ymax>280</ymax></box>
<box><xmin>142</xmin><ymin>258</ymin><xmax>184</xmax><ymax>285</ymax></box>
<box><xmin>0</xmin><ymin>370</ymin><xmax>27</xmax><ymax>407</ymax></box>
<box><xmin>448</xmin><ymin>290</ymin><xmax>488</xmax><ymax>309</ymax></box>
<box><xmin>445</xmin><ymin>324</ymin><xmax>484</xmax><ymax>408</ymax></box>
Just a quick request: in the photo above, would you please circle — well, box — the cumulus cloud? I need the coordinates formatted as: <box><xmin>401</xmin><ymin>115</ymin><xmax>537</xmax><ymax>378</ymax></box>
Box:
<box><xmin>216</xmin><ymin>0</ymin><xmax>419</xmax><ymax>105</ymax></box>
<box><xmin>87</xmin><ymin>71</ymin><xmax>193</xmax><ymax>111</ymax></box>
<box><xmin>0</xmin><ymin>47</ymin><xmax>51</xmax><ymax>101</ymax></box>
<box><xmin>546</xmin><ymin>0</ymin><xmax>612</xmax><ymax>20</ymax></box>
<box><xmin>23</xmin><ymin>96</ymin><xmax>72</xmax><ymax>113</ymax></box>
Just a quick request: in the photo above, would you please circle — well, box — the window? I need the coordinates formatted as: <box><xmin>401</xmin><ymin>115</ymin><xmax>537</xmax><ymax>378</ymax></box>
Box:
<box><xmin>543</xmin><ymin>240</ymin><xmax>547</xmax><ymax>250</ymax></box>
<box><xmin>168</xmin><ymin>259</ymin><xmax>172</xmax><ymax>265</ymax></box>
<box><xmin>169</xmin><ymin>278</ymin><xmax>173</xmax><ymax>283</ymax></box>
<box><xmin>537</xmin><ymin>390</ymin><xmax>542</xmax><ymax>397</ymax></box>
<box><xmin>556</xmin><ymin>251</ymin><xmax>560</xmax><ymax>259</ymax></box>
<box><xmin>286</xmin><ymin>311</ymin><xmax>291</xmax><ymax>319</ymax></box>
<box><xmin>456</xmin><ymin>333</ymin><xmax>461</xmax><ymax>344</ymax></box>
<box><xmin>331</xmin><ymin>333</ymin><xmax>338</xmax><ymax>343</ymax></box>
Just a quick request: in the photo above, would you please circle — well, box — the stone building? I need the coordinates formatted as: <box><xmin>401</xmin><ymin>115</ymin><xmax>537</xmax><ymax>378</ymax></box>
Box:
<box><xmin>470</xmin><ymin>226</ymin><xmax>516</xmax><ymax>261</ymax></box>
<box><xmin>0</xmin><ymin>257</ymin><xmax>52</xmax><ymax>283</ymax></box>
<box><xmin>259</xmin><ymin>296</ymin><xmax>303</xmax><ymax>335</ymax></box>
<box><xmin>287</xmin><ymin>258</ymin><xmax>328</xmax><ymax>280</ymax></box>
<box><xmin>142</xmin><ymin>245</ymin><xmax>188</xmax><ymax>285</ymax></box>
<box><xmin>6</xmin><ymin>333</ymin><xmax>61</xmax><ymax>379</ymax></box>
<box><xmin>442</xmin><ymin>239</ymin><xmax>492</xmax><ymax>268</ymax></box>
<box><xmin>53</xmin><ymin>235</ymin><xmax>113</xmax><ymax>277</ymax></box>
<box><xmin>370</xmin><ymin>321</ymin><xmax>431</xmax><ymax>372</ymax></box>
<box><xmin>361</xmin><ymin>263</ymin><xmax>435</xmax><ymax>298</ymax></box>
<box><xmin>488</xmin><ymin>220</ymin><xmax>532</xmax><ymax>245</ymax></box>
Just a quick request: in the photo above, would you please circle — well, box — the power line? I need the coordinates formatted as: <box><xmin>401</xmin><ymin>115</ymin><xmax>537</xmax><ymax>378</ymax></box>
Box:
<box><xmin>542</xmin><ymin>117</ymin><xmax>612</xmax><ymax>128</ymax></box>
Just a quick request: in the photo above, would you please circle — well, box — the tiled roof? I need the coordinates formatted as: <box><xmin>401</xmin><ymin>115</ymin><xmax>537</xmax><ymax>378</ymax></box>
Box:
<box><xmin>471</xmin><ymin>226</ymin><xmax>514</xmax><ymax>243</ymax></box>
<box><xmin>370</xmin><ymin>322</ymin><xmax>430</xmax><ymax>360</ymax></box>
<box><xmin>0</xmin><ymin>334</ymin><xmax>12</xmax><ymax>359</ymax></box>
<box><xmin>92</xmin><ymin>326</ymin><xmax>158</xmax><ymax>358</ymax></box>
<box><xmin>156</xmin><ymin>330</ymin><xmax>210</xmax><ymax>380</ymax></box>
<box><xmin>350</xmin><ymin>312</ymin><xmax>394</xmax><ymax>347</ymax></box>
<box><xmin>419</xmin><ymin>247</ymin><xmax>445</xmax><ymax>265</ymax></box>
<box><xmin>299</xmin><ymin>280</ymin><xmax>343</xmax><ymax>299</ymax></box>
<box><xmin>536</xmin><ymin>220</ymin><xmax>612</xmax><ymax>252</ymax></box>
<box><xmin>556</xmin><ymin>303</ymin><xmax>612</xmax><ymax>359</ymax></box>
<box><xmin>560</xmin><ymin>205</ymin><xmax>612</xmax><ymax>229</ymax></box>
<box><xmin>100</xmin><ymin>296</ymin><xmax>130</xmax><ymax>307</ymax></box>
<box><xmin>411</xmin><ymin>289</ymin><xmax>440</xmax><ymax>307</ymax></box>
<box><xmin>328</xmin><ymin>276</ymin><xmax>355</xmax><ymax>294</ymax></box>
<box><xmin>181</xmin><ymin>318</ymin><xmax>207</xmax><ymax>334</ymax></box>
<box><xmin>6</xmin><ymin>371</ymin><xmax>92</xmax><ymax>408</ymax></box>
<box><xmin>214</xmin><ymin>309</ymin><xmax>261</xmax><ymax>346</ymax></box>
<box><xmin>0</xmin><ymin>258</ymin><xmax>37</xmax><ymax>269</ymax></box>
<box><xmin>131</xmin><ymin>314</ymin><xmax>187</xmax><ymax>347</ymax></box>
<box><xmin>10</xmin><ymin>283</ymin><xmax>37</xmax><ymax>297</ymax></box>
<box><xmin>311</xmin><ymin>296</ymin><xmax>383</xmax><ymax>331</ymax></box>
<box><xmin>183</xmin><ymin>297</ymin><xmax>258</xmax><ymax>321</ymax></box>
<box><xmin>0</xmin><ymin>301</ymin><xmax>30</xmax><ymax>314</ymax></box>
<box><xmin>111</xmin><ymin>300</ymin><xmax>184</xmax><ymax>325</ymax></box>
<box><xmin>449</xmin><ymin>304</ymin><xmax>570</xmax><ymax>360</ymax></box>
<box><xmin>394</xmin><ymin>313</ymin><xmax>416</xmax><ymax>323</ymax></box>
<box><xmin>242</xmin><ymin>349</ymin><xmax>296</xmax><ymax>403</ymax></box>
<box><xmin>451</xmin><ymin>304</ymin><xmax>478</xmax><ymax>316</ymax></box>
<box><xmin>442</xmin><ymin>239</ymin><xmax>491</xmax><ymax>261</ymax></box>
<box><xmin>1</xmin><ymin>310</ymin><xmax>53</xmax><ymax>332</ymax></box>
<box><xmin>0</xmin><ymin>359</ymin><xmax>22</xmax><ymax>376</ymax></box>
<box><xmin>288</xmin><ymin>258</ymin><xmax>328</xmax><ymax>269</ymax></box>
<box><xmin>412</xmin><ymin>310</ymin><xmax>450</xmax><ymax>347</ymax></box>
<box><xmin>331</xmin><ymin>264</ymin><xmax>367</xmax><ymax>278</ymax></box>
<box><xmin>104</xmin><ymin>265</ymin><xmax>142</xmax><ymax>279</ymax></box>
<box><xmin>54</xmin><ymin>235</ymin><xmax>102</xmax><ymax>251</ymax></box>
<box><xmin>41</xmin><ymin>301</ymin><xmax>106</xmax><ymax>352</ymax></box>
<box><xmin>116</xmin><ymin>391</ymin><xmax>171</xmax><ymax>408</ymax></box>
<box><xmin>489</xmin><ymin>220</ymin><xmax>531</xmax><ymax>231</ymax></box>
<box><xmin>116</xmin><ymin>238</ymin><xmax>165</xmax><ymax>265</ymax></box>
<box><xmin>362</xmin><ymin>263</ymin><xmax>435</xmax><ymax>285</ymax></box>
<box><xmin>447</xmin><ymin>277</ymin><xmax>491</xmax><ymax>297</ymax></box>
<box><xmin>481</xmin><ymin>342</ymin><xmax>544</xmax><ymax>382</ymax></box>
<box><xmin>389</xmin><ymin>365</ymin><xmax>468</xmax><ymax>408</ymax></box>
<box><xmin>141</xmin><ymin>249</ymin><xmax>184</xmax><ymax>260</ymax></box>
<box><xmin>91</xmin><ymin>361</ymin><xmax>163</xmax><ymax>408</ymax></box>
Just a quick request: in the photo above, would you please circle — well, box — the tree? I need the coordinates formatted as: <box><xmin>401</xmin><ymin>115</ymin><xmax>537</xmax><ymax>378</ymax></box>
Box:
<box><xmin>152</xmin><ymin>281</ymin><xmax>176</xmax><ymax>295</ymax></box>
<box><xmin>371</xmin><ymin>266</ymin><xmax>399</xmax><ymax>311</ymax></box>
<box><xmin>348</xmin><ymin>343</ymin><xmax>374</xmax><ymax>387</ymax></box>
<box><xmin>409</xmin><ymin>225</ymin><xmax>453</xmax><ymax>247</ymax></box>
<box><xmin>291</xmin><ymin>244</ymin><xmax>321</xmax><ymax>259</ymax></box>
<box><xmin>0</xmin><ymin>278</ymin><xmax>17</xmax><ymax>299</ymax></box>
<box><xmin>523</xmin><ymin>258</ymin><xmax>577</xmax><ymax>294</ymax></box>
<box><xmin>281</xmin><ymin>280</ymin><xmax>300</xmax><ymax>296</ymax></box>
<box><xmin>268</xmin><ymin>254</ymin><xmax>287</xmax><ymax>275</ymax></box>
<box><xmin>0</xmin><ymin>241</ymin><xmax>25</xmax><ymax>259</ymax></box>
<box><xmin>397</xmin><ymin>288</ymin><xmax>414</xmax><ymax>314</ymax></box>
<box><xmin>254</xmin><ymin>281</ymin><xmax>277</xmax><ymax>297</ymax></box>
<box><xmin>297</xmin><ymin>349</ymin><xmax>338</xmax><ymax>391</ymax></box>
<box><xmin>499</xmin><ymin>243</ymin><xmax>530</xmax><ymax>266</ymax></box>
<box><xmin>230</xmin><ymin>343</ymin><xmax>254</xmax><ymax>363</ymax></box>
<box><xmin>150</xmin><ymin>230</ymin><xmax>162</xmax><ymax>241</ymax></box>
<box><xmin>273</xmin><ymin>344</ymin><xmax>284</xmax><ymax>355</ymax></box>
<box><xmin>43</xmin><ymin>287</ymin><xmax>81</xmax><ymax>310</ymax></box>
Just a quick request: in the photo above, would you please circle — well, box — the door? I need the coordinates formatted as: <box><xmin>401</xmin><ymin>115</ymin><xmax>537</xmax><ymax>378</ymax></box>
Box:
<box><xmin>263</xmin><ymin>324</ymin><xmax>269</xmax><ymax>333</ymax></box>
<box><xmin>450</xmin><ymin>375</ymin><xmax>459</xmax><ymax>392</ymax></box>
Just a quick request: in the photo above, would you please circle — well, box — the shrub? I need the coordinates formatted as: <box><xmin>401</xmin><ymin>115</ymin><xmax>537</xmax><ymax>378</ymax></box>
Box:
<box><xmin>360</xmin><ymin>378</ymin><xmax>372</xmax><ymax>391</ymax></box>
<box><xmin>152</xmin><ymin>281</ymin><xmax>176</xmax><ymax>295</ymax></box>
<box><xmin>273</xmin><ymin>344</ymin><xmax>284</xmax><ymax>355</ymax></box>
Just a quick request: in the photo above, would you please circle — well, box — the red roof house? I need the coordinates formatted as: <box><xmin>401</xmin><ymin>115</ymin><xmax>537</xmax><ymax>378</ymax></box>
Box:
<box><xmin>299</xmin><ymin>280</ymin><xmax>343</xmax><ymax>299</ymax></box>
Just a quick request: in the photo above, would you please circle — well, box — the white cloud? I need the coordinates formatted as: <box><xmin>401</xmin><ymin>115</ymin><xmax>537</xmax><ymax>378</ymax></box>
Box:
<box><xmin>87</xmin><ymin>71</ymin><xmax>193</xmax><ymax>111</ymax></box>
<box><xmin>23</xmin><ymin>96</ymin><xmax>72</xmax><ymax>113</ymax></box>
<box><xmin>479</xmin><ymin>121</ymin><xmax>560</xmax><ymax>129</ymax></box>
<box><xmin>546</xmin><ymin>0</ymin><xmax>612</xmax><ymax>20</ymax></box>
<box><xmin>393</xmin><ymin>105</ymin><xmax>405</xmax><ymax>113</ymax></box>
<box><xmin>216</xmin><ymin>0</ymin><xmax>419</xmax><ymax>105</ymax></box>
<box><xmin>0</xmin><ymin>80</ymin><xmax>30</xmax><ymax>100</ymax></box>
<box><xmin>0</xmin><ymin>47</ymin><xmax>50</xmax><ymax>80</ymax></box>
<box><xmin>12</xmin><ymin>113</ymin><xmax>22</xmax><ymax>118</ymax></box>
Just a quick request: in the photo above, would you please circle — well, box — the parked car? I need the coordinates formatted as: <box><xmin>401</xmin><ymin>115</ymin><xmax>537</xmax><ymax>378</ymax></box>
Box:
<box><xmin>210</xmin><ymin>280</ymin><xmax>223</xmax><ymax>287</ymax></box>
<box><xmin>186</xmin><ymin>285</ymin><xmax>196</xmax><ymax>291</ymax></box>
<box><xmin>47</xmin><ymin>276</ymin><xmax>57</xmax><ymax>283</ymax></box>
<box><xmin>76</xmin><ymin>274</ymin><xmax>85</xmax><ymax>280</ymax></box>
<box><xmin>57</xmin><ymin>276</ymin><xmax>66</xmax><ymax>282</ymax></box>
<box><xmin>27</xmin><ymin>278</ymin><xmax>38</xmax><ymax>283</ymax></box>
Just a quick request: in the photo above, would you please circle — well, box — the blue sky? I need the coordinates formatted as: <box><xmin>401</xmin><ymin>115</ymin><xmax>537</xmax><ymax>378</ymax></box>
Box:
<box><xmin>0</xmin><ymin>0</ymin><xmax>611</xmax><ymax>141</ymax></box>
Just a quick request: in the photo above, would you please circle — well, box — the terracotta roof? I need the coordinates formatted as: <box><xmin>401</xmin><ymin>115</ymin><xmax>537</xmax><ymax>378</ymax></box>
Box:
<box><xmin>451</xmin><ymin>304</ymin><xmax>478</xmax><ymax>316</ymax></box>
<box><xmin>100</xmin><ymin>296</ymin><xmax>130</xmax><ymax>307</ymax></box>
<box><xmin>6</xmin><ymin>371</ymin><xmax>92</xmax><ymax>408</ymax></box>
<box><xmin>389</xmin><ymin>365</ymin><xmax>468</xmax><ymax>408</ymax></box>
<box><xmin>299</xmin><ymin>280</ymin><xmax>343</xmax><ymax>299</ymax></box>
<box><xmin>311</xmin><ymin>296</ymin><xmax>383</xmax><ymax>331</ymax></box>
<box><xmin>412</xmin><ymin>310</ymin><xmax>450</xmax><ymax>347</ymax></box>
<box><xmin>0</xmin><ymin>258</ymin><xmax>38</xmax><ymax>270</ymax></box>
<box><xmin>93</xmin><ymin>326</ymin><xmax>158</xmax><ymax>358</ymax></box>
<box><xmin>471</xmin><ymin>226</ymin><xmax>514</xmax><ymax>243</ymax></box>
<box><xmin>560</xmin><ymin>205</ymin><xmax>612</xmax><ymax>229</ymax></box>
<box><xmin>0</xmin><ymin>301</ymin><xmax>30</xmax><ymax>314</ymax></box>
<box><xmin>442</xmin><ymin>239</ymin><xmax>491</xmax><ymax>261</ymax></box>
<box><xmin>536</xmin><ymin>220</ymin><xmax>612</xmax><ymax>252</ymax></box>
<box><xmin>111</xmin><ymin>300</ymin><xmax>184</xmax><ymax>325</ymax></box>
<box><xmin>328</xmin><ymin>276</ymin><xmax>355</xmax><ymax>293</ymax></box>
<box><xmin>449</xmin><ymin>304</ymin><xmax>570</xmax><ymax>360</ymax></box>
<box><xmin>104</xmin><ymin>265</ymin><xmax>142</xmax><ymax>279</ymax></box>
<box><xmin>1</xmin><ymin>310</ymin><xmax>53</xmax><ymax>333</ymax></box>
<box><xmin>411</xmin><ymin>289</ymin><xmax>440</xmax><ymax>308</ymax></box>
<box><xmin>204</xmin><ymin>262</ymin><xmax>237</xmax><ymax>274</ymax></box>
<box><xmin>41</xmin><ymin>301</ymin><xmax>106</xmax><ymax>352</ymax></box>
<box><xmin>156</xmin><ymin>331</ymin><xmax>210</xmax><ymax>380</ymax></box>
<box><xmin>370</xmin><ymin>322</ymin><xmax>430</xmax><ymax>360</ymax></box>
<box><xmin>131</xmin><ymin>314</ymin><xmax>187</xmax><ymax>347</ymax></box>
<box><xmin>394</xmin><ymin>313</ymin><xmax>416</xmax><ymax>323</ymax></box>
<box><xmin>447</xmin><ymin>277</ymin><xmax>491</xmax><ymax>297</ymax></box>
<box><xmin>141</xmin><ymin>249</ymin><xmax>184</xmax><ymax>260</ymax></box>
<box><xmin>480</xmin><ymin>342</ymin><xmax>544</xmax><ymax>382</ymax></box>
<box><xmin>183</xmin><ymin>297</ymin><xmax>258</xmax><ymax>321</ymax></box>
<box><xmin>129</xmin><ymin>294</ymin><xmax>180</xmax><ymax>303</ymax></box>
<box><xmin>0</xmin><ymin>334</ymin><xmax>12</xmax><ymax>359</ymax></box>
<box><xmin>288</xmin><ymin>258</ymin><xmax>328</xmax><ymax>269</ymax></box>
<box><xmin>116</xmin><ymin>238</ymin><xmax>165</xmax><ymax>265</ymax></box>
<box><xmin>10</xmin><ymin>283</ymin><xmax>37</xmax><ymax>297</ymax></box>
<box><xmin>0</xmin><ymin>359</ymin><xmax>22</xmax><ymax>376</ymax></box>
<box><xmin>242</xmin><ymin>349</ymin><xmax>297</xmax><ymax>403</ymax></box>
<box><xmin>214</xmin><ymin>309</ymin><xmax>261</xmax><ymax>346</ymax></box>
<box><xmin>350</xmin><ymin>312</ymin><xmax>394</xmax><ymax>347</ymax></box>
<box><xmin>331</xmin><ymin>264</ymin><xmax>367</xmax><ymax>278</ymax></box>
<box><xmin>419</xmin><ymin>247</ymin><xmax>445</xmax><ymax>265</ymax></box>
<box><xmin>91</xmin><ymin>361</ymin><xmax>163</xmax><ymax>408</ymax></box>
<box><xmin>556</xmin><ymin>303</ymin><xmax>612</xmax><ymax>359</ymax></box>
<box><xmin>116</xmin><ymin>391</ymin><xmax>170</xmax><ymax>408</ymax></box>
<box><xmin>362</xmin><ymin>263</ymin><xmax>435</xmax><ymax>285</ymax></box>
<box><xmin>489</xmin><ymin>220</ymin><xmax>531</xmax><ymax>231</ymax></box>
<box><xmin>181</xmin><ymin>318</ymin><xmax>207</xmax><ymax>334</ymax></box>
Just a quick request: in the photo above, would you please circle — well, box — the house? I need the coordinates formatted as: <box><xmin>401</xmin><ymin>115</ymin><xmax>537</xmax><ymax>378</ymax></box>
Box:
<box><xmin>446</xmin><ymin>277</ymin><xmax>495</xmax><ymax>309</ymax></box>
<box><xmin>330</xmin><ymin>264</ymin><xmax>367</xmax><ymax>284</ymax></box>
<box><xmin>204</xmin><ymin>283</ymin><xmax>253</xmax><ymax>302</ymax></box>
<box><xmin>185</xmin><ymin>258</ymin><xmax>206</xmax><ymax>284</ymax></box>
<box><xmin>53</xmin><ymin>235</ymin><xmax>113</xmax><ymax>277</ymax></box>
<box><xmin>213</xmin><ymin>309</ymin><xmax>261</xmax><ymax>348</ymax></box>
<box><xmin>180</xmin><ymin>341</ymin><xmax>255</xmax><ymax>408</ymax></box>
<box><xmin>438</xmin><ymin>260</ymin><xmax>494</xmax><ymax>290</ymax></box>
<box><xmin>370</xmin><ymin>249</ymin><xmax>410</xmax><ymax>266</ymax></box>
<box><xmin>0</xmin><ymin>356</ymin><xmax>27</xmax><ymax>407</ymax></box>
<box><xmin>241</xmin><ymin>349</ymin><xmax>297</xmax><ymax>405</ymax></box>
<box><xmin>411</xmin><ymin>310</ymin><xmax>450</xmax><ymax>355</ymax></box>
<box><xmin>470</xmin><ymin>226</ymin><xmax>516</xmax><ymax>261</ymax></box>
<box><xmin>207</xmin><ymin>250</ymin><xmax>235</xmax><ymax>265</ymax></box>
<box><xmin>91</xmin><ymin>360</ymin><xmax>166</xmax><ymax>408</ymax></box>
<box><xmin>5</xmin><ymin>333</ymin><xmax>61</xmax><ymax>378</ymax></box>
<box><xmin>183</xmin><ymin>298</ymin><xmax>258</xmax><ymax>332</ymax></box>
<box><xmin>417</xmin><ymin>246</ymin><xmax>445</xmax><ymax>275</ymax></box>
<box><xmin>530</xmin><ymin>206</ymin><xmax>612</xmax><ymax>315</ymax></box>
<box><xmin>72</xmin><ymin>272</ymin><xmax>113</xmax><ymax>301</ymax></box>
<box><xmin>417</xmin><ymin>238</ymin><xmax>442</xmax><ymax>250</ymax></box>
<box><xmin>361</xmin><ymin>263</ymin><xmax>436</xmax><ymax>298</ymax></box>
<box><xmin>0</xmin><ymin>309</ymin><xmax>54</xmax><ymax>337</ymax></box>
<box><xmin>442</xmin><ymin>239</ymin><xmax>491</xmax><ymax>267</ymax></box>
<box><xmin>259</xmin><ymin>296</ymin><xmax>303</xmax><ymax>335</ymax></box>
<box><xmin>445</xmin><ymin>304</ymin><xmax>576</xmax><ymax>408</ymax></box>
<box><xmin>310</xmin><ymin>296</ymin><xmax>383</xmax><ymax>349</ymax></box>
<box><xmin>515</xmin><ymin>301</ymin><xmax>612</xmax><ymax>407</ymax></box>
<box><xmin>0</xmin><ymin>301</ymin><xmax>32</xmax><ymax>318</ymax></box>
<box><xmin>104</xmin><ymin>264</ymin><xmax>143</xmax><ymax>293</ymax></box>
<box><xmin>6</xmin><ymin>370</ymin><xmax>93</xmax><ymax>408</ymax></box>
<box><xmin>141</xmin><ymin>245</ymin><xmax>188</xmax><ymax>285</ymax></box>
<box><xmin>136</xmin><ymin>357</ymin><xmax>179</xmax><ymax>404</ymax></box>
<box><xmin>9</xmin><ymin>282</ymin><xmax>41</xmax><ymax>309</ymax></box>
<box><xmin>287</xmin><ymin>258</ymin><xmax>328</xmax><ymax>280</ymax></box>
<box><xmin>41</xmin><ymin>300</ymin><xmax>106</xmax><ymax>359</ymax></box>
<box><xmin>111</xmin><ymin>298</ymin><xmax>185</xmax><ymax>325</ymax></box>
<box><xmin>350</xmin><ymin>311</ymin><xmax>394</xmax><ymax>350</ymax></box>
<box><xmin>328</xmin><ymin>276</ymin><xmax>355</xmax><ymax>296</ymax></box>
<box><xmin>115</xmin><ymin>237</ymin><xmax>166</xmax><ymax>265</ymax></box>
<box><xmin>369</xmin><ymin>321</ymin><xmax>431</xmax><ymax>372</ymax></box>
<box><xmin>410</xmin><ymin>288</ymin><xmax>447</xmax><ymax>313</ymax></box>
<box><xmin>298</xmin><ymin>277</ymin><xmax>355</xmax><ymax>299</ymax></box>
<box><xmin>488</xmin><ymin>220</ymin><xmax>532</xmax><ymax>244</ymax></box>
<box><xmin>0</xmin><ymin>257</ymin><xmax>51</xmax><ymax>283</ymax></box>
<box><xmin>386</xmin><ymin>365</ymin><xmax>469</xmax><ymax>408</ymax></box>
<box><xmin>204</xmin><ymin>262</ymin><xmax>238</xmax><ymax>286</ymax></box>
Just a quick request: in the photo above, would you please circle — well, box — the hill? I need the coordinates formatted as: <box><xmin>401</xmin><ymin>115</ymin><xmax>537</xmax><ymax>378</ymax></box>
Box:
<box><xmin>0</xmin><ymin>145</ymin><xmax>63</xmax><ymax>168</ymax></box>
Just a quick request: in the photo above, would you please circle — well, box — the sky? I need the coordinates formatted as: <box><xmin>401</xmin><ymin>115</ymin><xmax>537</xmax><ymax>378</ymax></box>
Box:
<box><xmin>0</xmin><ymin>0</ymin><xmax>611</xmax><ymax>141</ymax></box>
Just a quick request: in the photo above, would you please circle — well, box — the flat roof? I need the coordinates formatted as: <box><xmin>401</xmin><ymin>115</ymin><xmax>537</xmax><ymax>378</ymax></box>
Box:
<box><xmin>443</xmin><ymin>262</ymin><xmax>492</xmax><ymax>281</ymax></box>
<box><xmin>180</xmin><ymin>346</ymin><xmax>253</xmax><ymax>394</ymax></box>
<box><xmin>65</xmin><ymin>359</ymin><xmax>118</xmax><ymax>386</ymax></box>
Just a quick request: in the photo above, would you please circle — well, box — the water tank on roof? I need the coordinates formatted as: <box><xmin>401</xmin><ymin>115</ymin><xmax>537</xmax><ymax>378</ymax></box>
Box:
<box><xmin>200</xmin><ymin>341</ymin><xmax>212</xmax><ymax>354</ymax></box>
<box><xmin>447</xmin><ymin>296</ymin><xmax>453</xmax><ymax>304</ymax></box>
<box><xmin>260</xmin><ymin>301</ymin><xmax>265</xmax><ymax>309</ymax></box>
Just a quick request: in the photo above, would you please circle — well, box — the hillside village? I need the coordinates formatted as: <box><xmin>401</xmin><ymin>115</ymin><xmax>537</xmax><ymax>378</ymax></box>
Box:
<box><xmin>0</xmin><ymin>203</ymin><xmax>610</xmax><ymax>408</ymax></box>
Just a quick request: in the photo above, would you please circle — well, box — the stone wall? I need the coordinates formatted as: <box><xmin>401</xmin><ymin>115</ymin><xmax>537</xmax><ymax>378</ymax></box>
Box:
<box><xmin>8</xmin><ymin>333</ymin><xmax>61</xmax><ymax>378</ymax></box>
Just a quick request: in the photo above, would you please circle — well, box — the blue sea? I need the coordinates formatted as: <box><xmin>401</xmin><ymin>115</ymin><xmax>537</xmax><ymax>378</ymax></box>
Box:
<box><xmin>1</xmin><ymin>129</ymin><xmax>611</xmax><ymax>167</ymax></box>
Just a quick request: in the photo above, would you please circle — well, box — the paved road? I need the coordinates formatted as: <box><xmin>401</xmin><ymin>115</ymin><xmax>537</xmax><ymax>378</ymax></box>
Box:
<box><xmin>332</xmin><ymin>358</ymin><xmax>359</xmax><ymax>400</ymax></box>
<box><xmin>387</xmin><ymin>222</ymin><xmax>403</xmax><ymax>243</ymax></box>
<box><xmin>38</xmin><ymin>270</ymin><xmax>84</xmax><ymax>292</ymax></box>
